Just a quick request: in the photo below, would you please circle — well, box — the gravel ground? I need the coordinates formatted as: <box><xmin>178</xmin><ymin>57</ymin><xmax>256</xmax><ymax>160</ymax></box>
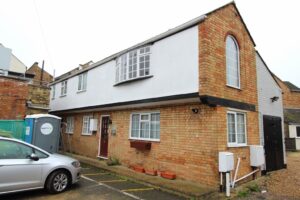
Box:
<box><xmin>235</xmin><ymin>152</ymin><xmax>300</xmax><ymax>200</ymax></box>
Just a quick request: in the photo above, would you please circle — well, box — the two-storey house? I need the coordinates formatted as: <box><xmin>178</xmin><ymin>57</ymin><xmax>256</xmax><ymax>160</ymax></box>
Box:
<box><xmin>50</xmin><ymin>2</ymin><xmax>285</xmax><ymax>186</ymax></box>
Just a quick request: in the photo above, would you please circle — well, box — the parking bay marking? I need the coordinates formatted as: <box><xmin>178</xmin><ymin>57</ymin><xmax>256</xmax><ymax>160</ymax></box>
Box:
<box><xmin>81</xmin><ymin>175</ymin><xmax>143</xmax><ymax>200</ymax></box>
<box><xmin>122</xmin><ymin>188</ymin><xmax>155</xmax><ymax>192</ymax></box>
<box><xmin>82</xmin><ymin>172</ymin><xmax>109</xmax><ymax>176</ymax></box>
<box><xmin>100</xmin><ymin>179</ymin><xmax>127</xmax><ymax>183</ymax></box>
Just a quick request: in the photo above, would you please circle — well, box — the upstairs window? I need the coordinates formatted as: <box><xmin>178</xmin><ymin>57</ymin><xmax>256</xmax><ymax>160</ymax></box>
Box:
<box><xmin>115</xmin><ymin>46</ymin><xmax>151</xmax><ymax>84</ymax></box>
<box><xmin>66</xmin><ymin>116</ymin><xmax>74</xmax><ymax>134</ymax></box>
<box><xmin>52</xmin><ymin>85</ymin><xmax>55</xmax><ymax>99</ymax></box>
<box><xmin>78</xmin><ymin>73</ymin><xmax>87</xmax><ymax>92</ymax></box>
<box><xmin>226</xmin><ymin>35</ymin><xmax>240</xmax><ymax>88</ymax></box>
<box><xmin>60</xmin><ymin>80</ymin><xmax>68</xmax><ymax>96</ymax></box>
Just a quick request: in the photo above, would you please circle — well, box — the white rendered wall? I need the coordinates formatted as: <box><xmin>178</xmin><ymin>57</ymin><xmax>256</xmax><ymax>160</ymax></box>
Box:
<box><xmin>256</xmin><ymin>53</ymin><xmax>286</xmax><ymax>164</ymax></box>
<box><xmin>10</xmin><ymin>54</ymin><xmax>26</xmax><ymax>73</ymax></box>
<box><xmin>50</xmin><ymin>26</ymin><xmax>199</xmax><ymax>111</ymax></box>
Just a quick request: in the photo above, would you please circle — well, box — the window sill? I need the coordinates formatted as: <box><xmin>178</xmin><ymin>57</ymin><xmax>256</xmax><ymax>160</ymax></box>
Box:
<box><xmin>60</xmin><ymin>94</ymin><xmax>67</xmax><ymax>98</ymax></box>
<box><xmin>227</xmin><ymin>144</ymin><xmax>247</xmax><ymax>148</ymax></box>
<box><xmin>81</xmin><ymin>133</ymin><xmax>92</xmax><ymax>136</ymax></box>
<box><xmin>65</xmin><ymin>132</ymin><xmax>73</xmax><ymax>134</ymax></box>
<box><xmin>114</xmin><ymin>75</ymin><xmax>153</xmax><ymax>86</ymax></box>
<box><xmin>226</xmin><ymin>84</ymin><xmax>241</xmax><ymax>90</ymax></box>
<box><xmin>77</xmin><ymin>89</ymin><xmax>87</xmax><ymax>94</ymax></box>
<box><xmin>129</xmin><ymin>138</ymin><xmax>160</xmax><ymax>142</ymax></box>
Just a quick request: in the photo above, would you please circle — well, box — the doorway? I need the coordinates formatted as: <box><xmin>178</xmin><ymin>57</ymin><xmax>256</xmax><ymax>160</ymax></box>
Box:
<box><xmin>99</xmin><ymin>116</ymin><xmax>109</xmax><ymax>158</ymax></box>
<box><xmin>263</xmin><ymin>115</ymin><xmax>284</xmax><ymax>172</ymax></box>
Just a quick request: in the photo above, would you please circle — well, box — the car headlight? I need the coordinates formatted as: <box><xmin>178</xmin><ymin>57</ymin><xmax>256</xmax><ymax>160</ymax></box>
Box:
<box><xmin>71</xmin><ymin>161</ymin><xmax>81</xmax><ymax>168</ymax></box>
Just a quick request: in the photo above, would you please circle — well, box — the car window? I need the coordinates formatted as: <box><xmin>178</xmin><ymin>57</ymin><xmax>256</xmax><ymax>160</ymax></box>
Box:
<box><xmin>0</xmin><ymin>140</ymin><xmax>33</xmax><ymax>159</ymax></box>
<box><xmin>34</xmin><ymin>149</ymin><xmax>49</xmax><ymax>159</ymax></box>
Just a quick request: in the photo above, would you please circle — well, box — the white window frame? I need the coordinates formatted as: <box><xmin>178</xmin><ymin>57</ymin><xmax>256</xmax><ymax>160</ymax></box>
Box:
<box><xmin>82</xmin><ymin>115</ymin><xmax>93</xmax><ymax>135</ymax></box>
<box><xmin>78</xmin><ymin>72</ymin><xmax>87</xmax><ymax>92</ymax></box>
<box><xmin>129</xmin><ymin>112</ymin><xmax>160</xmax><ymax>142</ymax></box>
<box><xmin>115</xmin><ymin>46</ymin><xmax>151</xmax><ymax>84</ymax></box>
<box><xmin>60</xmin><ymin>80</ymin><xmax>68</xmax><ymax>96</ymax></box>
<box><xmin>226</xmin><ymin>35</ymin><xmax>240</xmax><ymax>89</ymax></box>
<box><xmin>52</xmin><ymin>84</ymin><xmax>55</xmax><ymax>99</ymax></box>
<box><xmin>227</xmin><ymin>111</ymin><xmax>247</xmax><ymax>147</ymax></box>
<box><xmin>66</xmin><ymin>116</ymin><xmax>74</xmax><ymax>134</ymax></box>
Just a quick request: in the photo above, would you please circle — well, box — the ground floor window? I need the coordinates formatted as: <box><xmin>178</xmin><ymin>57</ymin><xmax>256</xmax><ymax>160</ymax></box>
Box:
<box><xmin>82</xmin><ymin>115</ymin><xmax>93</xmax><ymax>135</ymax></box>
<box><xmin>130</xmin><ymin>112</ymin><xmax>160</xmax><ymax>141</ymax></box>
<box><xmin>66</xmin><ymin>116</ymin><xmax>74</xmax><ymax>134</ymax></box>
<box><xmin>227</xmin><ymin>111</ymin><xmax>247</xmax><ymax>146</ymax></box>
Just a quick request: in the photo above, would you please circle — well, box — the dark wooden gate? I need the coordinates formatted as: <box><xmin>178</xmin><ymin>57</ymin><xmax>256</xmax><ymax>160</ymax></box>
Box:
<box><xmin>263</xmin><ymin>115</ymin><xmax>284</xmax><ymax>172</ymax></box>
<box><xmin>99</xmin><ymin>116</ymin><xmax>109</xmax><ymax>158</ymax></box>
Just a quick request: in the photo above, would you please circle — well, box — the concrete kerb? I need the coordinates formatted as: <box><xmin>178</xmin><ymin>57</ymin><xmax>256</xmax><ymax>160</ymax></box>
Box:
<box><xmin>64</xmin><ymin>152</ymin><xmax>216</xmax><ymax>199</ymax></box>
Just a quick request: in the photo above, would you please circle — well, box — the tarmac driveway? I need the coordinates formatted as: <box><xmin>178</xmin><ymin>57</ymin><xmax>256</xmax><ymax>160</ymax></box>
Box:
<box><xmin>0</xmin><ymin>164</ymin><xmax>187</xmax><ymax>200</ymax></box>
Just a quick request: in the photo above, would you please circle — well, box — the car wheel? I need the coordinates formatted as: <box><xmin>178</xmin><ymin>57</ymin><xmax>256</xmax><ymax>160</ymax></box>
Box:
<box><xmin>46</xmin><ymin>170</ymin><xmax>69</xmax><ymax>194</ymax></box>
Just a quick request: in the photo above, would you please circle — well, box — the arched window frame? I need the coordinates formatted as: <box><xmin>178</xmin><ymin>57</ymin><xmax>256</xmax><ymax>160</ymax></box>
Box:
<box><xmin>226</xmin><ymin>35</ymin><xmax>240</xmax><ymax>89</ymax></box>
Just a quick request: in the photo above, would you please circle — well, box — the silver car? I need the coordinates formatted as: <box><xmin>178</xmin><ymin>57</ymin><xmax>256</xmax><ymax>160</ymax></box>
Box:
<box><xmin>0</xmin><ymin>136</ymin><xmax>81</xmax><ymax>195</ymax></box>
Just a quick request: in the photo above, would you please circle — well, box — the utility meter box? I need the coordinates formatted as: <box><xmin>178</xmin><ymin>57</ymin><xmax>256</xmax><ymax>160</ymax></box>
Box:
<box><xmin>219</xmin><ymin>152</ymin><xmax>234</xmax><ymax>172</ymax></box>
<box><xmin>89</xmin><ymin>119</ymin><xmax>98</xmax><ymax>131</ymax></box>
<box><xmin>250</xmin><ymin>145</ymin><xmax>265</xmax><ymax>167</ymax></box>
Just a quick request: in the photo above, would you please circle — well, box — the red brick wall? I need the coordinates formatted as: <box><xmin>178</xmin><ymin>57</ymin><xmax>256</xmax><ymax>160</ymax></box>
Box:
<box><xmin>60</xmin><ymin>103</ymin><xmax>259</xmax><ymax>186</ymax></box>
<box><xmin>198</xmin><ymin>3</ymin><xmax>260</xmax><ymax>183</ymax></box>
<box><xmin>198</xmin><ymin>4</ymin><xmax>258</xmax><ymax>106</ymax></box>
<box><xmin>0</xmin><ymin>77</ymin><xmax>28</xmax><ymax>119</ymax></box>
<box><xmin>275</xmin><ymin>77</ymin><xmax>300</xmax><ymax>109</ymax></box>
<box><xmin>61</xmin><ymin>113</ymin><xmax>99</xmax><ymax>157</ymax></box>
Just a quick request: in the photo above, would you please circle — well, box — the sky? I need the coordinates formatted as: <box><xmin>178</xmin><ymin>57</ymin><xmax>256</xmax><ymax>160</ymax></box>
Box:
<box><xmin>0</xmin><ymin>0</ymin><xmax>299</xmax><ymax>86</ymax></box>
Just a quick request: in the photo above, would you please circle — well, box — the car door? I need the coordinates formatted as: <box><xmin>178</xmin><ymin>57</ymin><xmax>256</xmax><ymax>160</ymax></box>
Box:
<box><xmin>0</xmin><ymin>140</ymin><xmax>43</xmax><ymax>193</ymax></box>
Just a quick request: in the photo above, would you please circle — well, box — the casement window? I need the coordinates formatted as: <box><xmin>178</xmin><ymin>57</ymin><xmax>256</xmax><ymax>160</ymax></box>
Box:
<box><xmin>226</xmin><ymin>35</ymin><xmax>240</xmax><ymax>88</ymax></box>
<box><xmin>227</xmin><ymin>111</ymin><xmax>247</xmax><ymax>146</ymax></box>
<box><xmin>60</xmin><ymin>80</ymin><xmax>68</xmax><ymax>96</ymax></box>
<box><xmin>115</xmin><ymin>46</ymin><xmax>151</xmax><ymax>84</ymax></box>
<box><xmin>130</xmin><ymin>112</ymin><xmax>160</xmax><ymax>141</ymax></box>
<box><xmin>297</xmin><ymin>126</ymin><xmax>300</xmax><ymax>137</ymax></box>
<box><xmin>82</xmin><ymin>115</ymin><xmax>93</xmax><ymax>135</ymax></box>
<box><xmin>66</xmin><ymin>117</ymin><xmax>74</xmax><ymax>134</ymax></box>
<box><xmin>52</xmin><ymin>85</ymin><xmax>55</xmax><ymax>99</ymax></box>
<box><xmin>78</xmin><ymin>73</ymin><xmax>87</xmax><ymax>92</ymax></box>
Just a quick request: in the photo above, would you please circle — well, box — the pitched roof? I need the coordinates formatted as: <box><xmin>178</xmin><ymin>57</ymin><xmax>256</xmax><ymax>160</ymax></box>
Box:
<box><xmin>50</xmin><ymin>1</ymin><xmax>256</xmax><ymax>85</ymax></box>
<box><xmin>284</xmin><ymin>81</ymin><xmax>300</xmax><ymax>92</ymax></box>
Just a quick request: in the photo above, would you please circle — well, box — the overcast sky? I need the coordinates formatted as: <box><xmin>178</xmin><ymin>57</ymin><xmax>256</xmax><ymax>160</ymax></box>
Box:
<box><xmin>0</xmin><ymin>0</ymin><xmax>299</xmax><ymax>86</ymax></box>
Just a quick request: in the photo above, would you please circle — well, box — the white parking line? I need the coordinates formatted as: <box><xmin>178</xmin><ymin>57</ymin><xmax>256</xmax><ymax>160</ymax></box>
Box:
<box><xmin>81</xmin><ymin>175</ymin><xmax>143</xmax><ymax>200</ymax></box>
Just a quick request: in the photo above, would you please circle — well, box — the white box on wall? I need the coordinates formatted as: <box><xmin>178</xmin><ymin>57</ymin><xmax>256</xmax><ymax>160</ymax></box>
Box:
<box><xmin>219</xmin><ymin>152</ymin><xmax>234</xmax><ymax>172</ymax></box>
<box><xmin>250</xmin><ymin>145</ymin><xmax>265</xmax><ymax>167</ymax></box>
<box><xmin>89</xmin><ymin>119</ymin><xmax>98</xmax><ymax>131</ymax></box>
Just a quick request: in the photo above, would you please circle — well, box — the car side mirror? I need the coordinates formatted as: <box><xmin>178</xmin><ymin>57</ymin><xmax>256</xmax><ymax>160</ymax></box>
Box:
<box><xmin>29</xmin><ymin>153</ymin><xmax>39</xmax><ymax>161</ymax></box>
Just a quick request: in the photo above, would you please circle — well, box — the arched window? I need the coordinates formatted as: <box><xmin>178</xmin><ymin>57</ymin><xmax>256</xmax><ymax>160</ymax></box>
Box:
<box><xmin>226</xmin><ymin>35</ymin><xmax>240</xmax><ymax>88</ymax></box>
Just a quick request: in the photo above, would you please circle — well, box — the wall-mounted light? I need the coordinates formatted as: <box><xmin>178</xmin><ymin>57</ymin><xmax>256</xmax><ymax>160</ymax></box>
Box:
<box><xmin>192</xmin><ymin>108</ymin><xmax>199</xmax><ymax>114</ymax></box>
<box><xmin>270</xmin><ymin>96</ymin><xmax>279</xmax><ymax>102</ymax></box>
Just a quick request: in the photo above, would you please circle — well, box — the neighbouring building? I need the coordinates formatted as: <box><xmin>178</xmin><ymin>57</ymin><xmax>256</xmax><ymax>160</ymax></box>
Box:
<box><xmin>274</xmin><ymin>76</ymin><xmax>300</xmax><ymax>151</ymax></box>
<box><xmin>49</xmin><ymin>2</ymin><xmax>285</xmax><ymax>187</ymax></box>
<box><xmin>0</xmin><ymin>44</ymin><xmax>52</xmax><ymax>118</ymax></box>
<box><xmin>26</xmin><ymin>62</ymin><xmax>53</xmax><ymax>114</ymax></box>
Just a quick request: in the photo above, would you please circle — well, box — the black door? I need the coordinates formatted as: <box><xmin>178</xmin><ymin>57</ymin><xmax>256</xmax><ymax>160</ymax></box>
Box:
<box><xmin>263</xmin><ymin>115</ymin><xmax>284</xmax><ymax>172</ymax></box>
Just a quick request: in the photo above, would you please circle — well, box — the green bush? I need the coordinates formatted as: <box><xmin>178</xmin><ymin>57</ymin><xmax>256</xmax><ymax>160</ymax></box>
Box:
<box><xmin>106</xmin><ymin>157</ymin><xmax>120</xmax><ymax>166</ymax></box>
